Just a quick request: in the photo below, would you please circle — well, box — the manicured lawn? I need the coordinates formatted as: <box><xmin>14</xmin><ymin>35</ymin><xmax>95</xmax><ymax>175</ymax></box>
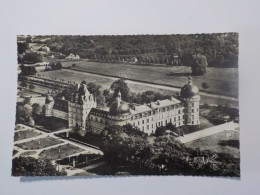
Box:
<box><xmin>186</xmin><ymin>130</ymin><xmax>240</xmax><ymax>158</ymax></box>
<box><xmin>15</xmin><ymin>137</ymin><xmax>63</xmax><ymax>150</ymax></box>
<box><xmin>14</xmin><ymin>130</ymin><xmax>42</xmax><ymax>141</ymax></box>
<box><xmin>20</xmin><ymin>151</ymin><xmax>37</xmax><ymax>157</ymax></box>
<box><xmin>39</xmin><ymin>143</ymin><xmax>84</xmax><ymax>160</ymax></box>
<box><xmin>60</xmin><ymin>60</ymin><xmax>238</xmax><ymax>97</ymax></box>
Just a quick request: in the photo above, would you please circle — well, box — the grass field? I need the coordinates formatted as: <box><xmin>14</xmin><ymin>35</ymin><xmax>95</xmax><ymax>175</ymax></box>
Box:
<box><xmin>186</xmin><ymin>130</ymin><xmax>240</xmax><ymax>158</ymax></box>
<box><xmin>60</xmin><ymin>60</ymin><xmax>238</xmax><ymax>97</ymax></box>
<box><xmin>39</xmin><ymin>143</ymin><xmax>84</xmax><ymax>160</ymax></box>
<box><xmin>14</xmin><ymin>130</ymin><xmax>42</xmax><ymax>142</ymax></box>
<box><xmin>15</xmin><ymin>137</ymin><xmax>63</xmax><ymax>150</ymax></box>
<box><xmin>40</xmin><ymin>69</ymin><xmax>239</xmax><ymax>107</ymax></box>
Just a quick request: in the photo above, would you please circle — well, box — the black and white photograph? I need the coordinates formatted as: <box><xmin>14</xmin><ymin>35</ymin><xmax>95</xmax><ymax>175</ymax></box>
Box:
<box><xmin>12</xmin><ymin>33</ymin><xmax>240</xmax><ymax>177</ymax></box>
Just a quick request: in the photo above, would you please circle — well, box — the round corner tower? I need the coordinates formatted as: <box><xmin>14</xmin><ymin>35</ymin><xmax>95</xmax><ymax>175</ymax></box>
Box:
<box><xmin>108</xmin><ymin>91</ymin><xmax>131</xmax><ymax>126</ymax></box>
<box><xmin>181</xmin><ymin>76</ymin><xmax>200</xmax><ymax>126</ymax></box>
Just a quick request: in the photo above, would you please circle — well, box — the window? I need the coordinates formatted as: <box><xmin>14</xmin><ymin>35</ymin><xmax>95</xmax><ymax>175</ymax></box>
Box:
<box><xmin>95</xmin><ymin>118</ymin><xmax>98</xmax><ymax>122</ymax></box>
<box><xmin>174</xmin><ymin>117</ymin><xmax>176</xmax><ymax>122</ymax></box>
<box><xmin>192</xmin><ymin>103</ymin><xmax>194</xmax><ymax>106</ymax></box>
<box><xmin>178</xmin><ymin>116</ymin><xmax>180</xmax><ymax>120</ymax></box>
<box><xmin>133</xmin><ymin>122</ymin><xmax>135</xmax><ymax>126</ymax></box>
<box><xmin>142</xmin><ymin>126</ymin><xmax>144</xmax><ymax>131</ymax></box>
<box><xmin>138</xmin><ymin>121</ymin><xmax>140</xmax><ymax>125</ymax></box>
<box><xmin>147</xmin><ymin>125</ymin><xmax>149</xmax><ymax>130</ymax></box>
<box><xmin>178</xmin><ymin>110</ymin><xmax>181</xmax><ymax>114</ymax></box>
<box><xmin>142</xmin><ymin>120</ymin><xmax>144</xmax><ymax>124</ymax></box>
<box><xmin>100</xmin><ymin>119</ymin><xmax>103</xmax><ymax>123</ymax></box>
<box><xmin>152</xmin><ymin>124</ymin><xmax>153</xmax><ymax>128</ymax></box>
<box><xmin>147</xmin><ymin>119</ymin><xmax>149</xmax><ymax>123</ymax></box>
<box><xmin>91</xmin><ymin>117</ymin><xmax>93</xmax><ymax>121</ymax></box>
<box><xmin>165</xmin><ymin>119</ymin><xmax>167</xmax><ymax>124</ymax></box>
<box><xmin>170</xmin><ymin>118</ymin><xmax>172</xmax><ymax>122</ymax></box>
<box><xmin>192</xmin><ymin>109</ymin><xmax>194</xmax><ymax>113</ymax></box>
<box><xmin>105</xmin><ymin>121</ymin><xmax>108</xmax><ymax>125</ymax></box>
<box><xmin>192</xmin><ymin>121</ymin><xmax>194</xmax><ymax>124</ymax></box>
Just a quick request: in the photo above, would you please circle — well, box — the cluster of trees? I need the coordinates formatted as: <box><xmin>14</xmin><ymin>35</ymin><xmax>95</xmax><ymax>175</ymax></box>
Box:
<box><xmin>18</xmin><ymin>52</ymin><xmax>43</xmax><ymax>64</ymax></box>
<box><xmin>19</xmin><ymin>64</ymin><xmax>37</xmax><ymax>76</ymax></box>
<box><xmin>44</xmin><ymin>33</ymin><xmax>238</xmax><ymax>68</ymax></box>
<box><xmin>100</xmin><ymin>124</ymin><xmax>240</xmax><ymax>176</ymax></box>
<box><xmin>16</xmin><ymin>98</ymin><xmax>43</xmax><ymax>124</ymax></box>
<box><xmin>45</xmin><ymin>62</ymin><xmax>63</xmax><ymax>71</ymax></box>
<box><xmin>17</xmin><ymin>42</ymin><xmax>29</xmax><ymax>54</ymax></box>
<box><xmin>104</xmin><ymin>78</ymin><xmax>172</xmax><ymax>107</ymax></box>
<box><xmin>208</xmin><ymin>105</ymin><xmax>239</xmax><ymax>119</ymax></box>
<box><xmin>203</xmin><ymin>104</ymin><xmax>239</xmax><ymax>125</ymax></box>
<box><xmin>182</xmin><ymin>53</ymin><xmax>208</xmax><ymax>75</ymax></box>
<box><xmin>12</xmin><ymin>156</ymin><xmax>66</xmax><ymax>176</ymax></box>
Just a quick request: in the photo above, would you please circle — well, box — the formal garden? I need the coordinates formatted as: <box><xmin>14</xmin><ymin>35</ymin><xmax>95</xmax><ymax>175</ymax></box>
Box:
<box><xmin>15</xmin><ymin>137</ymin><xmax>63</xmax><ymax>150</ymax></box>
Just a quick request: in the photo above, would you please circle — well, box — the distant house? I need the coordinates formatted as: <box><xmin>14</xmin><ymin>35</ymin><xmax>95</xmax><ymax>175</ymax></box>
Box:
<box><xmin>39</xmin><ymin>46</ymin><xmax>50</xmax><ymax>52</ymax></box>
<box><xmin>66</xmin><ymin>53</ymin><xmax>80</xmax><ymax>60</ymax></box>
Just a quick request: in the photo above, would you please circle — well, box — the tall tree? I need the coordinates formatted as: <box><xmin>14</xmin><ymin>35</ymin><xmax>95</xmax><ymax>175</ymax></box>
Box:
<box><xmin>110</xmin><ymin>78</ymin><xmax>130</xmax><ymax>102</ymax></box>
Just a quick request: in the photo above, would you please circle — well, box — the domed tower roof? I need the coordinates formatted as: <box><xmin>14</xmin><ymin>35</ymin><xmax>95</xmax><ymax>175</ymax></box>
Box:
<box><xmin>181</xmin><ymin>76</ymin><xmax>199</xmax><ymax>98</ymax></box>
<box><xmin>109</xmin><ymin>91</ymin><xmax>131</xmax><ymax>117</ymax></box>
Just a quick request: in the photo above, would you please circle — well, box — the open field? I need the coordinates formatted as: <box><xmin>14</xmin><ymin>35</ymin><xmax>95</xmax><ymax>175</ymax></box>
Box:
<box><xmin>39</xmin><ymin>69</ymin><xmax>239</xmax><ymax>107</ymax></box>
<box><xmin>14</xmin><ymin>130</ymin><xmax>42</xmax><ymax>142</ymax></box>
<box><xmin>60</xmin><ymin>60</ymin><xmax>238</xmax><ymax>97</ymax></box>
<box><xmin>186</xmin><ymin>130</ymin><xmax>240</xmax><ymax>158</ymax></box>
<box><xmin>39</xmin><ymin>143</ymin><xmax>84</xmax><ymax>160</ymax></box>
<box><xmin>15</xmin><ymin>137</ymin><xmax>63</xmax><ymax>150</ymax></box>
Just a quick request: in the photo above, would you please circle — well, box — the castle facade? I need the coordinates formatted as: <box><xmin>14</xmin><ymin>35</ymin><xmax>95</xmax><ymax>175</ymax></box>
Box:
<box><xmin>45</xmin><ymin>77</ymin><xmax>200</xmax><ymax>135</ymax></box>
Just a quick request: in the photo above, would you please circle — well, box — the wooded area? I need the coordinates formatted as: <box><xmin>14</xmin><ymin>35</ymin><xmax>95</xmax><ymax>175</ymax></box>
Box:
<box><xmin>44</xmin><ymin>33</ymin><xmax>238</xmax><ymax>68</ymax></box>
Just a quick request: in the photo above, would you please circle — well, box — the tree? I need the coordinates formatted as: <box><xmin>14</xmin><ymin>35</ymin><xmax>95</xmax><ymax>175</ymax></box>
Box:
<box><xmin>202</xmin><ymin>82</ymin><xmax>209</xmax><ymax>91</ymax></box>
<box><xmin>17</xmin><ymin>42</ymin><xmax>29</xmax><ymax>54</ymax></box>
<box><xmin>29</xmin><ymin>84</ymin><xmax>35</xmax><ymax>90</ymax></box>
<box><xmin>21</xmin><ymin>53</ymin><xmax>43</xmax><ymax>64</ymax></box>
<box><xmin>12</xmin><ymin>156</ymin><xmax>66</xmax><ymax>176</ymax></box>
<box><xmin>20</xmin><ymin>64</ymin><xmax>37</xmax><ymax>76</ymax></box>
<box><xmin>181</xmin><ymin>53</ymin><xmax>208</xmax><ymax>75</ymax></box>
<box><xmin>110</xmin><ymin>78</ymin><xmax>130</xmax><ymax>102</ymax></box>
<box><xmin>155</xmin><ymin>126</ymin><xmax>167</xmax><ymax>137</ymax></box>
<box><xmin>81</xmin><ymin>80</ymin><xmax>87</xmax><ymax>85</ymax></box>
<box><xmin>32</xmin><ymin>103</ymin><xmax>42</xmax><ymax>115</ymax></box>
<box><xmin>56</xmin><ymin>62</ymin><xmax>62</xmax><ymax>69</ymax></box>
<box><xmin>16</xmin><ymin>103</ymin><xmax>32</xmax><ymax>123</ymax></box>
<box><xmin>20</xmin><ymin>81</ymin><xmax>27</xmax><ymax>88</ymax></box>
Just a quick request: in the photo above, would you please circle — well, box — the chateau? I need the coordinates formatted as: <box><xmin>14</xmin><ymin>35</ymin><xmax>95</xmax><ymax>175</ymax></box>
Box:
<box><xmin>45</xmin><ymin>77</ymin><xmax>200</xmax><ymax>135</ymax></box>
